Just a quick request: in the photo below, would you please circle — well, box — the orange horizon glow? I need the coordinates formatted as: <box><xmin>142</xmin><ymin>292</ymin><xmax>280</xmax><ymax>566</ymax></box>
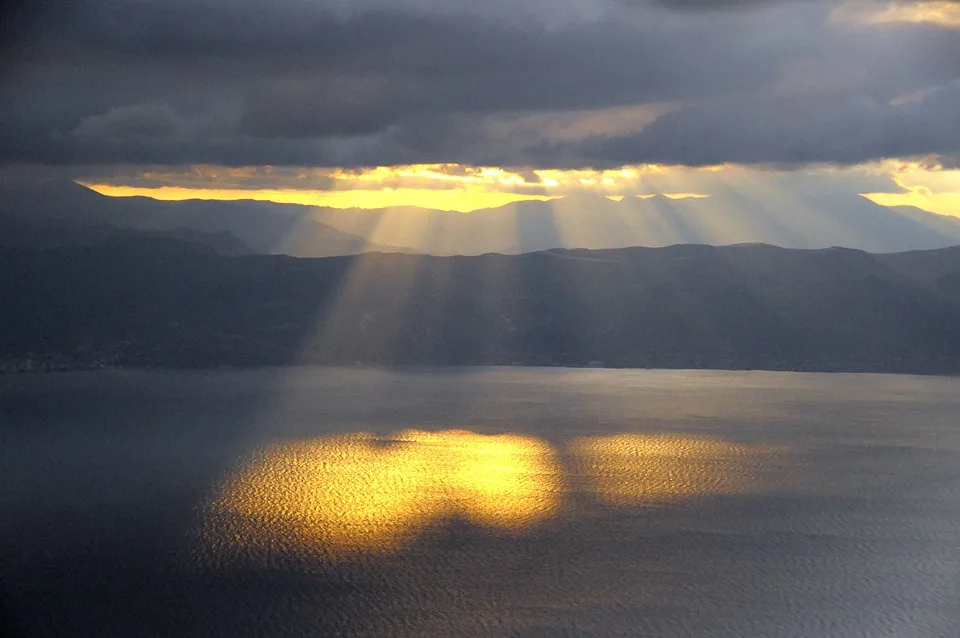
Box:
<box><xmin>662</xmin><ymin>193</ymin><xmax>711</xmax><ymax>200</ymax></box>
<box><xmin>860</xmin><ymin>161</ymin><xmax>960</xmax><ymax>218</ymax></box>
<box><xmin>79</xmin><ymin>181</ymin><xmax>720</xmax><ymax>212</ymax></box>
<box><xmin>75</xmin><ymin>163</ymin><xmax>721</xmax><ymax>212</ymax></box>
<box><xmin>78</xmin><ymin>182</ymin><xmax>557</xmax><ymax>213</ymax></box>
<box><xmin>77</xmin><ymin>182</ymin><xmax>716</xmax><ymax>212</ymax></box>
<box><xmin>862</xmin><ymin>190</ymin><xmax>960</xmax><ymax>215</ymax></box>
<box><xmin>833</xmin><ymin>0</ymin><xmax>960</xmax><ymax>29</ymax></box>
<box><xmin>75</xmin><ymin>159</ymin><xmax>960</xmax><ymax>218</ymax></box>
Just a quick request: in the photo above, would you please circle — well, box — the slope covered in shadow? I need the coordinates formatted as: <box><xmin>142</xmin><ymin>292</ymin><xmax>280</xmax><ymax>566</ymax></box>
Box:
<box><xmin>2</xmin><ymin>243</ymin><xmax>960</xmax><ymax>373</ymax></box>
<box><xmin>0</xmin><ymin>215</ymin><xmax>254</xmax><ymax>255</ymax></box>
<box><xmin>0</xmin><ymin>182</ymin><xmax>417</xmax><ymax>257</ymax></box>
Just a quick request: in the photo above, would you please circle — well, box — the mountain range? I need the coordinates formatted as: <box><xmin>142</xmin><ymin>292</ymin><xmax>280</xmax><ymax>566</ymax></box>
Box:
<box><xmin>4</xmin><ymin>241</ymin><xmax>960</xmax><ymax>373</ymax></box>
<box><xmin>3</xmin><ymin>181</ymin><xmax>960</xmax><ymax>256</ymax></box>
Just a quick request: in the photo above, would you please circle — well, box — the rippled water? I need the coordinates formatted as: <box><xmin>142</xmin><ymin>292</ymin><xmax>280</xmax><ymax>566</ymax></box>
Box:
<box><xmin>2</xmin><ymin>367</ymin><xmax>959</xmax><ymax>636</ymax></box>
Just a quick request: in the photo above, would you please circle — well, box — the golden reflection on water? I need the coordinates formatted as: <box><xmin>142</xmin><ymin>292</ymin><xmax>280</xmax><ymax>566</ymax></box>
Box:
<box><xmin>571</xmin><ymin>435</ymin><xmax>752</xmax><ymax>506</ymax></box>
<box><xmin>203</xmin><ymin>430</ymin><xmax>758</xmax><ymax>559</ymax></box>
<box><xmin>208</xmin><ymin>430</ymin><xmax>562</xmax><ymax>556</ymax></box>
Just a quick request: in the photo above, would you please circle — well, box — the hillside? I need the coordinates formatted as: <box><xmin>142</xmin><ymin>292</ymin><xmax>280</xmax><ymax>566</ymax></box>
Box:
<box><xmin>0</xmin><ymin>182</ymin><xmax>417</xmax><ymax>257</ymax></box>
<box><xmin>3</xmin><ymin>242</ymin><xmax>960</xmax><ymax>373</ymax></box>
<box><xmin>0</xmin><ymin>215</ymin><xmax>254</xmax><ymax>255</ymax></box>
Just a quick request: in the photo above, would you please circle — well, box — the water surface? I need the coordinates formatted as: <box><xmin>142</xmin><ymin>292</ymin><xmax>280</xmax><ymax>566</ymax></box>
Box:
<box><xmin>2</xmin><ymin>368</ymin><xmax>959</xmax><ymax>636</ymax></box>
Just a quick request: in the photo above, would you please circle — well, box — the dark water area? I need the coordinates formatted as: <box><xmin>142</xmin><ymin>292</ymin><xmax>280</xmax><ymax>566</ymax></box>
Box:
<box><xmin>2</xmin><ymin>367</ymin><xmax>959</xmax><ymax>637</ymax></box>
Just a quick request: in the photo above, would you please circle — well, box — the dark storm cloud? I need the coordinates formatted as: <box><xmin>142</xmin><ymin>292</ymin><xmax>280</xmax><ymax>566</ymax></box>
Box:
<box><xmin>631</xmin><ymin>0</ymin><xmax>806</xmax><ymax>10</ymax></box>
<box><xmin>566</xmin><ymin>78</ymin><xmax>960</xmax><ymax>167</ymax></box>
<box><xmin>0</xmin><ymin>0</ymin><xmax>959</xmax><ymax>168</ymax></box>
<box><xmin>0</xmin><ymin>0</ymin><xmax>54</xmax><ymax>55</ymax></box>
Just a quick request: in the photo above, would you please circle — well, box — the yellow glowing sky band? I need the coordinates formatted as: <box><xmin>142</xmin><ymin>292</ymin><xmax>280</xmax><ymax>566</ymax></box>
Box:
<box><xmin>79</xmin><ymin>183</ymin><xmax>557</xmax><ymax>213</ymax></box>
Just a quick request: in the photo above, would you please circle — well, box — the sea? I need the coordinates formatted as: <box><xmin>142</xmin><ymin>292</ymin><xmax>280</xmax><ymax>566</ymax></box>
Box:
<box><xmin>2</xmin><ymin>367</ymin><xmax>959</xmax><ymax>637</ymax></box>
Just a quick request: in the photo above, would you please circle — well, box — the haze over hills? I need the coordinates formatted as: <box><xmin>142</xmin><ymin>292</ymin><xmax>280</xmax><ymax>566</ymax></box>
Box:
<box><xmin>309</xmin><ymin>191</ymin><xmax>960</xmax><ymax>255</ymax></box>
<box><xmin>4</xmin><ymin>241</ymin><xmax>960</xmax><ymax>374</ymax></box>
<box><xmin>3</xmin><ymin>182</ymin><xmax>960</xmax><ymax>256</ymax></box>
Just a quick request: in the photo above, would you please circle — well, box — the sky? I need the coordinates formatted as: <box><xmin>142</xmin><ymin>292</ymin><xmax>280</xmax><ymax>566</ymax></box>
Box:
<box><xmin>1</xmin><ymin>0</ymin><xmax>960</xmax><ymax>215</ymax></box>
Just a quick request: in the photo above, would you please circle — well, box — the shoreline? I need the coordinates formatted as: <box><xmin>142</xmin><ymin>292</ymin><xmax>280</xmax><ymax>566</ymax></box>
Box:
<box><xmin>4</xmin><ymin>360</ymin><xmax>959</xmax><ymax>378</ymax></box>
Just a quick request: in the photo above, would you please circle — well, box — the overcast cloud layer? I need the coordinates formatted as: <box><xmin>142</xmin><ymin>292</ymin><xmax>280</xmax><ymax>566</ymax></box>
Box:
<box><xmin>1</xmin><ymin>0</ymin><xmax>959</xmax><ymax>169</ymax></box>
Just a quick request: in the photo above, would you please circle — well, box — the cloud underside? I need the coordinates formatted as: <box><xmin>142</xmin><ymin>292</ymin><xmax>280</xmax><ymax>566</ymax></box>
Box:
<box><xmin>1</xmin><ymin>0</ymin><xmax>959</xmax><ymax>169</ymax></box>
